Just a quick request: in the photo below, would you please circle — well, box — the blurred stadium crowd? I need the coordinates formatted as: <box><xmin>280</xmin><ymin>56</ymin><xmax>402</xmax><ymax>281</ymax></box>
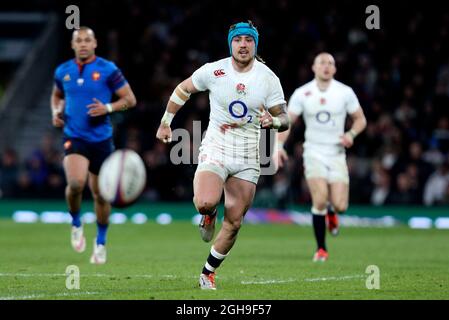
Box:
<box><xmin>1</xmin><ymin>1</ymin><xmax>449</xmax><ymax>207</ymax></box>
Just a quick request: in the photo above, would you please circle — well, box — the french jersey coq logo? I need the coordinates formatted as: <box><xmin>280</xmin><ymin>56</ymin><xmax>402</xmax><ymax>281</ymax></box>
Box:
<box><xmin>213</xmin><ymin>69</ymin><xmax>226</xmax><ymax>77</ymax></box>
<box><xmin>92</xmin><ymin>71</ymin><xmax>101</xmax><ymax>81</ymax></box>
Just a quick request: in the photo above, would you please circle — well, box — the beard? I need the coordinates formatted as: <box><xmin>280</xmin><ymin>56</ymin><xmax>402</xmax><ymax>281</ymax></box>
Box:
<box><xmin>232</xmin><ymin>53</ymin><xmax>254</xmax><ymax>66</ymax></box>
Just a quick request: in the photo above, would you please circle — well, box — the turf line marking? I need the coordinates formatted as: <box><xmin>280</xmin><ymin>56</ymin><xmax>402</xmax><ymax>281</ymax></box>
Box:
<box><xmin>0</xmin><ymin>291</ymin><xmax>100</xmax><ymax>300</ymax></box>
<box><xmin>0</xmin><ymin>273</ymin><xmax>365</xmax><ymax>284</ymax></box>
<box><xmin>0</xmin><ymin>273</ymin><xmax>154</xmax><ymax>278</ymax></box>
<box><xmin>303</xmin><ymin>274</ymin><xmax>365</xmax><ymax>282</ymax></box>
<box><xmin>241</xmin><ymin>279</ymin><xmax>296</xmax><ymax>285</ymax></box>
<box><xmin>240</xmin><ymin>274</ymin><xmax>365</xmax><ymax>285</ymax></box>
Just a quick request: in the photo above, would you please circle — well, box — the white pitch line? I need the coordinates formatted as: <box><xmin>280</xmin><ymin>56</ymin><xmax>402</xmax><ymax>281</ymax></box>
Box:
<box><xmin>0</xmin><ymin>291</ymin><xmax>100</xmax><ymax>300</ymax></box>
<box><xmin>0</xmin><ymin>273</ymin><xmax>153</xmax><ymax>278</ymax></box>
<box><xmin>0</xmin><ymin>272</ymin><xmax>365</xmax><ymax>285</ymax></box>
<box><xmin>241</xmin><ymin>279</ymin><xmax>296</xmax><ymax>285</ymax></box>
<box><xmin>241</xmin><ymin>274</ymin><xmax>365</xmax><ymax>285</ymax></box>
<box><xmin>304</xmin><ymin>274</ymin><xmax>365</xmax><ymax>282</ymax></box>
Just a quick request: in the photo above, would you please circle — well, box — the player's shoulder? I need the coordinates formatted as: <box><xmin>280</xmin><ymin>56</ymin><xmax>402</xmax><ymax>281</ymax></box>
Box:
<box><xmin>332</xmin><ymin>79</ymin><xmax>355</xmax><ymax>93</ymax></box>
<box><xmin>193</xmin><ymin>57</ymin><xmax>229</xmax><ymax>79</ymax></box>
<box><xmin>55</xmin><ymin>59</ymin><xmax>74</xmax><ymax>75</ymax></box>
<box><xmin>256</xmin><ymin>60</ymin><xmax>280</xmax><ymax>79</ymax></box>
<box><xmin>95</xmin><ymin>56</ymin><xmax>119</xmax><ymax>70</ymax></box>
<box><xmin>203</xmin><ymin>57</ymin><xmax>229</xmax><ymax>70</ymax></box>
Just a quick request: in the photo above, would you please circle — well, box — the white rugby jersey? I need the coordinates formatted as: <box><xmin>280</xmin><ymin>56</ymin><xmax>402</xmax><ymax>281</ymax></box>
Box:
<box><xmin>192</xmin><ymin>57</ymin><xmax>285</xmax><ymax>161</ymax></box>
<box><xmin>288</xmin><ymin>79</ymin><xmax>360</xmax><ymax>155</ymax></box>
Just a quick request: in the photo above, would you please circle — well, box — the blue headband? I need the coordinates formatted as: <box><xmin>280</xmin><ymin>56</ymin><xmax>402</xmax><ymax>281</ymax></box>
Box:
<box><xmin>227</xmin><ymin>22</ymin><xmax>259</xmax><ymax>55</ymax></box>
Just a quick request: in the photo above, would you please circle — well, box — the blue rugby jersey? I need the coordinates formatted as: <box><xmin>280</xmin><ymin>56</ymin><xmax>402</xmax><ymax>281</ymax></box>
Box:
<box><xmin>54</xmin><ymin>56</ymin><xmax>127</xmax><ymax>142</ymax></box>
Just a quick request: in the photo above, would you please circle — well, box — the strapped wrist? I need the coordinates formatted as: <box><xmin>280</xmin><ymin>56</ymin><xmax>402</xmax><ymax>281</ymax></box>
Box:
<box><xmin>348</xmin><ymin>129</ymin><xmax>358</xmax><ymax>139</ymax></box>
<box><xmin>106</xmin><ymin>103</ymin><xmax>113</xmax><ymax>113</ymax></box>
<box><xmin>161</xmin><ymin>111</ymin><xmax>175</xmax><ymax>126</ymax></box>
<box><xmin>272</xmin><ymin>116</ymin><xmax>281</xmax><ymax>129</ymax></box>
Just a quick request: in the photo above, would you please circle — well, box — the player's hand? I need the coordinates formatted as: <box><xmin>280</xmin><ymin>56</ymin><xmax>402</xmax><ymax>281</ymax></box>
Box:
<box><xmin>258</xmin><ymin>106</ymin><xmax>274</xmax><ymax>128</ymax></box>
<box><xmin>87</xmin><ymin>98</ymin><xmax>108</xmax><ymax>117</ymax></box>
<box><xmin>52</xmin><ymin>104</ymin><xmax>65</xmax><ymax>128</ymax></box>
<box><xmin>156</xmin><ymin>124</ymin><xmax>172</xmax><ymax>143</ymax></box>
<box><xmin>340</xmin><ymin>132</ymin><xmax>354</xmax><ymax>148</ymax></box>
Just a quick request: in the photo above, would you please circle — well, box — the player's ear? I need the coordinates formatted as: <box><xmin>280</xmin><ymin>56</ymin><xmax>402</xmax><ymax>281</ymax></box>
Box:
<box><xmin>93</xmin><ymin>38</ymin><xmax>98</xmax><ymax>49</ymax></box>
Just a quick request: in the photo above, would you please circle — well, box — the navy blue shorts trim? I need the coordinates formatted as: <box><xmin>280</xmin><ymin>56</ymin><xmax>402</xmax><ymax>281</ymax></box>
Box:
<box><xmin>63</xmin><ymin>136</ymin><xmax>115</xmax><ymax>175</ymax></box>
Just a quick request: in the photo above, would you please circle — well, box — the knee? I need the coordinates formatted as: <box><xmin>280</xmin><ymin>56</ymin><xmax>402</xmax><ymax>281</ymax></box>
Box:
<box><xmin>92</xmin><ymin>190</ymin><xmax>107</xmax><ymax>205</ymax></box>
<box><xmin>313</xmin><ymin>197</ymin><xmax>328</xmax><ymax>211</ymax></box>
<box><xmin>67</xmin><ymin>179</ymin><xmax>85</xmax><ymax>195</ymax></box>
<box><xmin>332</xmin><ymin>201</ymin><xmax>347</xmax><ymax>213</ymax></box>
<box><xmin>193</xmin><ymin>196</ymin><xmax>217</xmax><ymax>215</ymax></box>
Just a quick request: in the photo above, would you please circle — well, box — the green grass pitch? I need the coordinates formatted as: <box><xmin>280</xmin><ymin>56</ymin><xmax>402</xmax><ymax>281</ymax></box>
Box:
<box><xmin>0</xmin><ymin>220</ymin><xmax>448</xmax><ymax>300</ymax></box>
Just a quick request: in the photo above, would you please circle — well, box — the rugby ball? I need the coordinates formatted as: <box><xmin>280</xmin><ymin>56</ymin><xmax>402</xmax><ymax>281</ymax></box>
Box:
<box><xmin>98</xmin><ymin>149</ymin><xmax>147</xmax><ymax>208</ymax></box>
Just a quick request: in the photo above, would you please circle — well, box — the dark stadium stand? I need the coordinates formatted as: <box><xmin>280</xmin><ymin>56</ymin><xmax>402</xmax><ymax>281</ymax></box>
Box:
<box><xmin>0</xmin><ymin>1</ymin><xmax>448</xmax><ymax>207</ymax></box>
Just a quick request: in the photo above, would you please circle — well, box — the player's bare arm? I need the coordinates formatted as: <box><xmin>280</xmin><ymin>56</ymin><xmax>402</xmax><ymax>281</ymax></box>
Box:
<box><xmin>340</xmin><ymin>107</ymin><xmax>367</xmax><ymax>148</ymax></box>
<box><xmin>51</xmin><ymin>85</ymin><xmax>65</xmax><ymax>127</ymax></box>
<box><xmin>156</xmin><ymin>77</ymin><xmax>199</xmax><ymax>143</ymax></box>
<box><xmin>87</xmin><ymin>83</ymin><xmax>137</xmax><ymax>117</ymax></box>
<box><xmin>258</xmin><ymin>103</ymin><xmax>290</xmax><ymax>132</ymax></box>
<box><xmin>274</xmin><ymin>111</ymin><xmax>299</xmax><ymax>168</ymax></box>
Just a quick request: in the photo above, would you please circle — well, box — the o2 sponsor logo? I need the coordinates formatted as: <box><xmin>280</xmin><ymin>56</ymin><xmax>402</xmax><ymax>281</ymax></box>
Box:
<box><xmin>316</xmin><ymin>111</ymin><xmax>331</xmax><ymax>123</ymax></box>
<box><xmin>228</xmin><ymin>100</ymin><xmax>252</xmax><ymax>123</ymax></box>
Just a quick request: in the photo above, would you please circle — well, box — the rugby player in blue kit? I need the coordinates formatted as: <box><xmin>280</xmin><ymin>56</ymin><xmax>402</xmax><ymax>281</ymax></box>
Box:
<box><xmin>51</xmin><ymin>27</ymin><xmax>136</xmax><ymax>264</ymax></box>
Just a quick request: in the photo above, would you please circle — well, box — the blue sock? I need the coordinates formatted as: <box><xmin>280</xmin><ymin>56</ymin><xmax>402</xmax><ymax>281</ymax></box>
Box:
<box><xmin>96</xmin><ymin>222</ymin><xmax>109</xmax><ymax>245</ymax></box>
<box><xmin>70</xmin><ymin>210</ymin><xmax>81</xmax><ymax>228</ymax></box>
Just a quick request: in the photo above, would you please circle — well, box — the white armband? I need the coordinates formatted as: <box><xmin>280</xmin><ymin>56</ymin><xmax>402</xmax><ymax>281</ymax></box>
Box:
<box><xmin>169</xmin><ymin>85</ymin><xmax>191</xmax><ymax>106</ymax></box>
<box><xmin>177</xmin><ymin>85</ymin><xmax>191</xmax><ymax>98</ymax></box>
<box><xmin>161</xmin><ymin>111</ymin><xmax>175</xmax><ymax>126</ymax></box>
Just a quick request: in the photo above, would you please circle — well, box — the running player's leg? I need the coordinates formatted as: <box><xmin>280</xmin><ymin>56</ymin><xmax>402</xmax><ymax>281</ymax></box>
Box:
<box><xmin>194</xmin><ymin>170</ymin><xmax>224</xmax><ymax>242</ymax></box>
<box><xmin>89</xmin><ymin>173</ymin><xmax>111</xmax><ymax>241</ymax></box>
<box><xmin>63</xmin><ymin>154</ymin><xmax>89</xmax><ymax>252</ymax></box>
<box><xmin>329</xmin><ymin>182</ymin><xmax>349</xmax><ymax>213</ymax></box>
<box><xmin>199</xmin><ymin>176</ymin><xmax>256</xmax><ymax>289</ymax></box>
<box><xmin>193</xmin><ymin>170</ymin><xmax>224</xmax><ymax>214</ymax></box>
<box><xmin>88</xmin><ymin>172</ymin><xmax>110</xmax><ymax>264</ymax></box>
<box><xmin>86</xmin><ymin>139</ymin><xmax>114</xmax><ymax>264</ymax></box>
<box><xmin>328</xmin><ymin>182</ymin><xmax>349</xmax><ymax>236</ymax></box>
<box><xmin>216</xmin><ymin>176</ymin><xmax>255</xmax><ymax>252</ymax></box>
<box><xmin>327</xmin><ymin>156</ymin><xmax>350</xmax><ymax>236</ymax></box>
<box><xmin>306</xmin><ymin>178</ymin><xmax>329</xmax><ymax>261</ymax></box>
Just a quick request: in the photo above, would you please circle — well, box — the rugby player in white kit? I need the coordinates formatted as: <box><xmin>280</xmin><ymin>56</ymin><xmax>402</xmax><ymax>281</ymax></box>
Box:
<box><xmin>277</xmin><ymin>52</ymin><xmax>367</xmax><ymax>262</ymax></box>
<box><xmin>156</xmin><ymin>21</ymin><xmax>290</xmax><ymax>289</ymax></box>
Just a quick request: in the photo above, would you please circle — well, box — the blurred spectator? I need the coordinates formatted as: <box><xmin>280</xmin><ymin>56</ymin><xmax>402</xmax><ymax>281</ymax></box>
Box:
<box><xmin>386</xmin><ymin>173</ymin><xmax>420</xmax><ymax>205</ymax></box>
<box><xmin>14</xmin><ymin>171</ymin><xmax>36</xmax><ymax>198</ymax></box>
<box><xmin>430</xmin><ymin>117</ymin><xmax>449</xmax><ymax>154</ymax></box>
<box><xmin>370</xmin><ymin>163</ymin><xmax>391</xmax><ymax>206</ymax></box>
<box><xmin>423</xmin><ymin>162</ymin><xmax>449</xmax><ymax>206</ymax></box>
<box><xmin>0</xmin><ymin>148</ymin><xmax>19</xmax><ymax>198</ymax></box>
